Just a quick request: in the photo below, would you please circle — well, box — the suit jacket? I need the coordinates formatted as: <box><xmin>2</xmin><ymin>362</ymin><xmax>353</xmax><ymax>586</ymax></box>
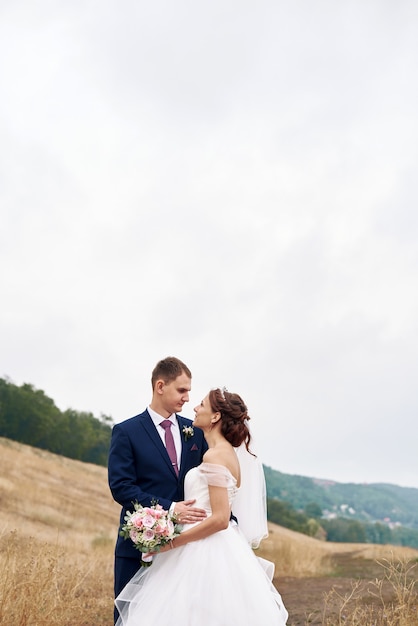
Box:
<box><xmin>108</xmin><ymin>409</ymin><xmax>207</xmax><ymax>559</ymax></box>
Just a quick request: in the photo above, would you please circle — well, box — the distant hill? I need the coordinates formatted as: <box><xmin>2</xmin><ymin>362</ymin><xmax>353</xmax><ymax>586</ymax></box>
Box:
<box><xmin>2</xmin><ymin>375</ymin><xmax>418</xmax><ymax>544</ymax></box>
<box><xmin>264</xmin><ymin>465</ymin><xmax>418</xmax><ymax>529</ymax></box>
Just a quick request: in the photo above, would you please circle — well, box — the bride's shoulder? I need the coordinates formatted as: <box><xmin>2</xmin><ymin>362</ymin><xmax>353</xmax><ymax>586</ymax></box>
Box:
<box><xmin>202</xmin><ymin>448</ymin><xmax>222</xmax><ymax>464</ymax></box>
<box><xmin>202</xmin><ymin>448</ymin><xmax>231</xmax><ymax>468</ymax></box>
<box><xmin>202</xmin><ymin>449</ymin><xmax>239</xmax><ymax>483</ymax></box>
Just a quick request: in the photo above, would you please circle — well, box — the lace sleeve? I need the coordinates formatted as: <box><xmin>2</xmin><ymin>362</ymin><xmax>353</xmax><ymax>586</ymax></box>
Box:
<box><xmin>233</xmin><ymin>443</ymin><xmax>268</xmax><ymax>548</ymax></box>
<box><xmin>200</xmin><ymin>463</ymin><xmax>236</xmax><ymax>488</ymax></box>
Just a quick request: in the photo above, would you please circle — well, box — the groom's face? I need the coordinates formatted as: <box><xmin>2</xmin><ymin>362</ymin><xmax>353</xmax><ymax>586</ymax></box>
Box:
<box><xmin>160</xmin><ymin>372</ymin><xmax>191</xmax><ymax>415</ymax></box>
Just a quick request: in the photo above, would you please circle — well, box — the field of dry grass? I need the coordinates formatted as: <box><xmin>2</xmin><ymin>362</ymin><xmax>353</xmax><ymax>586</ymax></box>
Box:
<box><xmin>258</xmin><ymin>521</ymin><xmax>418</xmax><ymax>578</ymax></box>
<box><xmin>1</xmin><ymin>436</ymin><xmax>417</xmax><ymax>625</ymax></box>
<box><xmin>258</xmin><ymin>522</ymin><xmax>418</xmax><ymax>625</ymax></box>
<box><xmin>0</xmin><ymin>437</ymin><xmax>119</xmax><ymax>625</ymax></box>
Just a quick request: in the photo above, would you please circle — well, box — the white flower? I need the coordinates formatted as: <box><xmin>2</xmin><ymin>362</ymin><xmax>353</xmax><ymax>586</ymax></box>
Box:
<box><xmin>182</xmin><ymin>426</ymin><xmax>194</xmax><ymax>441</ymax></box>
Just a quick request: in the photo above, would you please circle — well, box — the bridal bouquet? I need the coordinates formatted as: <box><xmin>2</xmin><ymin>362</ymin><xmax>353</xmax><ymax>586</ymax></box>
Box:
<box><xmin>120</xmin><ymin>501</ymin><xmax>181</xmax><ymax>566</ymax></box>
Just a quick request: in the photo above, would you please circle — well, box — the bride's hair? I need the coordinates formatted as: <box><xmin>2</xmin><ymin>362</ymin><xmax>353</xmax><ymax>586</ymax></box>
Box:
<box><xmin>208</xmin><ymin>388</ymin><xmax>253</xmax><ymax>453</ymax></box>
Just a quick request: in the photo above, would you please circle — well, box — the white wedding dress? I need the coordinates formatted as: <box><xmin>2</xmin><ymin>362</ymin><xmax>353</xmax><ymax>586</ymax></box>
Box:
<box><xmin>115</xmin><ymin>461</ymin><xmax>288</xmax><ymax>625</ymax></box>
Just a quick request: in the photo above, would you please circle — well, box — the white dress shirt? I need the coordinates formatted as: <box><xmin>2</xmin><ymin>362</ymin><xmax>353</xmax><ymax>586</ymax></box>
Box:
<box><xmin>147</xmin><ymin>406</ymin><xmax>182</xmax><ymax>513</ymax></box>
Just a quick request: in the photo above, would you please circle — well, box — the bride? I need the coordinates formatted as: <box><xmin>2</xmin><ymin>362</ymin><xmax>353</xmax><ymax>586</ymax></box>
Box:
<box><xmin>115</xmin><ymin>388</ymin><xmax>288</xmax><ymax>625</ymax></box>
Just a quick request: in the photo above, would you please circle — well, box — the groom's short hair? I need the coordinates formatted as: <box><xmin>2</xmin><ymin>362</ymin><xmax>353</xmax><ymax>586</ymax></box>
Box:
<box><xmin>151</xmin><ymin>356</ymin><xmax>192</xmax><ymax>389</ymax></box>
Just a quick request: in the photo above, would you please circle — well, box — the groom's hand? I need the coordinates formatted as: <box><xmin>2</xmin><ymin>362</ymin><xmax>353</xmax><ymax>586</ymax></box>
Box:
<box><xmin>174</xmin><ymin>499</ymin><xmax>207</xmax><ymax>524</ymax></box>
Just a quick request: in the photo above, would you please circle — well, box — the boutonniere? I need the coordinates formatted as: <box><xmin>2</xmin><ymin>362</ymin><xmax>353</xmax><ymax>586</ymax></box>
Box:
<box><xmin>182</xmin><ymin>426</ymin><xmax>194</xmax><ymax>441</ymax></box>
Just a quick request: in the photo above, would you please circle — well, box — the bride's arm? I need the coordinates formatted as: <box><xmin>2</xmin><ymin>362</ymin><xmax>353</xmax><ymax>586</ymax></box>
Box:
<box><xmin>171</xmin><ymin>483</ymin><xmax>231</xmax><ymax>548</ymax></box>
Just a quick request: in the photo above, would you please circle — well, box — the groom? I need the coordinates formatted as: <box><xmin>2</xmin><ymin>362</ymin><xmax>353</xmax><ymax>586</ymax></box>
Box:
<box><xmin>108</xmin><ymin>356</ymin><xmax>207</xmax><ymax>621</ymax></box>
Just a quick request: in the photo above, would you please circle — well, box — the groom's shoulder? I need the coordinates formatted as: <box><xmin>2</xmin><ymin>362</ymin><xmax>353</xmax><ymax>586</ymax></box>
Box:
<box><xmin>176</xmin><ymin>414</ymin><xmax>196</xmax><ymax>429</ymax></box>
<box><xmin>177</xmin><ymin>413</ymin><xmax>192</xmax><ymax>424</ymax></box>
<box><xmin>113</xmin><ymin>409</ymin><xmax>149</xmax><ymax>430</ymax></box>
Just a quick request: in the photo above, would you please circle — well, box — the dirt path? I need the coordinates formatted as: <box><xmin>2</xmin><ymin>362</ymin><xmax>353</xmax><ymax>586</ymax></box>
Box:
<box><xmin>275</xmin><ymin>553</ymin><xmax>418</xmax><ymax>626</ymax></box>
<box><xmin>276</xmin><ymin>575</ymin><xmax>364</xmax><ymax>625</ymax></box>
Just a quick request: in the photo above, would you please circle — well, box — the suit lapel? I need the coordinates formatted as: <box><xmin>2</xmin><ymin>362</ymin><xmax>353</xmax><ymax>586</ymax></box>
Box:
<box><xmin>176</xmin><ymin>415</ymin><xmax>189</xmax><ymax>480</ymax></box>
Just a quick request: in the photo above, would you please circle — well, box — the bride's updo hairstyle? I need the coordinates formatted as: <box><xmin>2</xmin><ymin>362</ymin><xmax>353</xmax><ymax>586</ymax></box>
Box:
<box><xmin>208</xmin><ymin>388</ymin><xmax>253</xmax><ymax>453</ymax></box>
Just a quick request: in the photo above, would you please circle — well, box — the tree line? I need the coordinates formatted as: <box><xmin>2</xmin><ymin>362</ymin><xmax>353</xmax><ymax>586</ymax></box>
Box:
<box><xmin>0</xmin><ymin>377</ymin><xmax>112</xmax><ymax>466</ymax></box>
<box><xmin>267</xmin><ymin>498</ymin><xmax>418</xmax><ymax>548</ymax></box>
<box><xmin>2</xmin><ymin>376</ymin><xmax>418</xmax><ymax>549</ymax></box>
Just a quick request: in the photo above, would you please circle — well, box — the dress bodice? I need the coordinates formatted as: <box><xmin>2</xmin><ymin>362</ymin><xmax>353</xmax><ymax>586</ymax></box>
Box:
<box><xmin>184</xmin><ymin>463</ymin><xmax>238</xmax><ymax>515</ymax></box>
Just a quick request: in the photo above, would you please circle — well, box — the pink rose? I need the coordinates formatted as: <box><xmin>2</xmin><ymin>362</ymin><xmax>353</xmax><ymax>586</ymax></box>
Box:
<box><xmin>142</xmin><ymin>514</ymin><xmax>155</xmax><ymax>528</ymax></box>
<box><xmin>131</xmin><ymin>513</ymin><xmax>144</xmax><ymax>529</ymax></box>
<box><xmin>129</xmin><ymin>529</ymin><xmax>139</xmax><ymax>543</ymax></box>
<box><xmin>143</xmin><ymin>529</ymin><xmax>155</xmax><ymax>541</ymax></box>
<box><xmin>154</xmin><ymin>519</ymin><xmax>167</xmax><ymax>534</ymax></box>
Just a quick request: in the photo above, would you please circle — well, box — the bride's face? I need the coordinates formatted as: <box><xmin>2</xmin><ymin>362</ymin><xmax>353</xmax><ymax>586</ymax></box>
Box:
<box><xmin>193</xmin><ymin>394</ymin><xmax>215</xmax><ymax>431</ymax></box>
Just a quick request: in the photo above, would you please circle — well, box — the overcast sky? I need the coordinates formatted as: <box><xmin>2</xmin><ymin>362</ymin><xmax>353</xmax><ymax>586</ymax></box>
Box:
<box><xmin>1</xmin><ymin>1</ymin><xmax>417</xmax><ymax>489</ymax></box>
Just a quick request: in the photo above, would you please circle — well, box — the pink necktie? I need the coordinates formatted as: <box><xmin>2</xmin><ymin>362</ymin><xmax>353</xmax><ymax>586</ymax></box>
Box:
<box><xmin>160</xmin><ymin>420</ymin><xmax>179</xmax><ymax>476</ymax></box>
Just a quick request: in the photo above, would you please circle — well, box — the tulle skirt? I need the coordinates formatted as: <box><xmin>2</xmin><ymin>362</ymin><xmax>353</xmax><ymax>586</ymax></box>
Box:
<box><xmin>115</xmin><ymin>523</ymin><xmax>288</xmax><ymax>625</ymax></box>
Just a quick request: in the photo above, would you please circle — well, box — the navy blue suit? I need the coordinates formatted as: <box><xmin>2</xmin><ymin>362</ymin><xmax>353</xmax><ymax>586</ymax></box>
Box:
<box><xmin>108</xmin><ymin>409</ymin><xmax>207</xmax><ymax>603</ymax></box>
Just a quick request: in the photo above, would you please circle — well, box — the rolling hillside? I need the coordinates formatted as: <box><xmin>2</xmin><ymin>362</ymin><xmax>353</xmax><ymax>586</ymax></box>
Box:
<box><xmin>1</xmin><ymin>436</ymin><xmax>418</xmax><ymax>625</ymax></box>
<box><xmin>264</xmin><ymin>465</ymin><xmax>418</xmax><ymax>528</ymax></box>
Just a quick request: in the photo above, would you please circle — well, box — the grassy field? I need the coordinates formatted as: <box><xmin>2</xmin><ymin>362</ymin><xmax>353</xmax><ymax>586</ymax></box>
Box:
<box><xmin>1</xmin><ymin>437</ymin><xmax>417</xmax><ymax>625</ymax></box>
<box><xmin>258</xmin><ymin>524</ymin><xmax>418</xmax><ymax>625</ymax></box>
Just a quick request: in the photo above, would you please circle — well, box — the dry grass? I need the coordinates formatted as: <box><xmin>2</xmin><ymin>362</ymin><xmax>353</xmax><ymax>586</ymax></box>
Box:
<box><xmin>0</xmin><ymin>530</ymin><xmax>113</xmax><ymax>625</ymax></box>
<box><xmin>259</xmin><ymin>523</ymin><xmax>418</xmax><ymax>625</ymax></box>
<box><xmin>0</xmin><ymin>437</ymin><xmax>118</xmax><ymax>625</ymax></box>
<box><xmin>320</xmin><ymin>557</ymin><xmax>418</xmax><ymax>626</ymax></box>
<box><xmin>258</xmin><ymin>522</ymin><xmax>418</xmax><ymax>578</ymax></box>
<box><xmin>258</xmin><ymin>522</ymin><xmax>335</xmax><ymax>576</ymax></box>
<box><xmin>1</xmin><ymin>436</ymin><xmax>417</xmax><ymax>625</ymax></box>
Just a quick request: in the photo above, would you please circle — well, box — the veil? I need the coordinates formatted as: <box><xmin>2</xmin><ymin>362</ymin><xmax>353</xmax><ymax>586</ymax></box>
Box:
<box><xmin>233</xmin><ymin>441</ymin><xmax>268</xmax><ymax>548</ymax></box>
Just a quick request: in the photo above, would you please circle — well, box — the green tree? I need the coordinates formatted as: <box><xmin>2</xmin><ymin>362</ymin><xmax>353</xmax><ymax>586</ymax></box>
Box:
<box><xmin>322</xmin><ymin>518</ymin><xmax>366</xmax><ymax>543</ymax></box>
<box><xmin>304</xmin><ymin>502</ymin><xmax>322</xmax><ymax>519</ymax></box>
<box><xmin>0</xmin><ymin>377</ymin><xmax>112</xmax><ymax>466</ymax></box>
<box><xmin>267</xmin><ymin>498</ymin><xmax>311</xmax><ymax>534</ymax></box>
